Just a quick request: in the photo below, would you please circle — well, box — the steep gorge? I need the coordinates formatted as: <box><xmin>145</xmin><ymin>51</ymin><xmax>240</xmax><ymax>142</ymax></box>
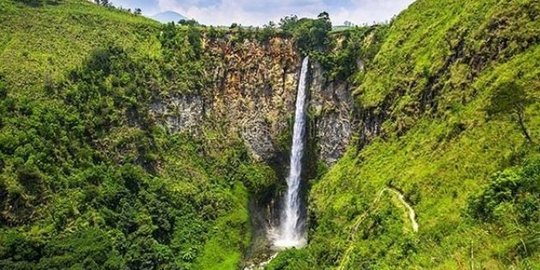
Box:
<box><xmin>144</xmin><ymin>29</ymin><xmax>389</xmax><ymax>266</ymax></box>
<box><xmin>0</xmin><ymin>0</ymin><xmax>539</xmax><ymax>269</ymax></box>
<box><xmin>148</xmin><ymin>33</ymin><xmax>365</xmax><ymax>256</ymax></box>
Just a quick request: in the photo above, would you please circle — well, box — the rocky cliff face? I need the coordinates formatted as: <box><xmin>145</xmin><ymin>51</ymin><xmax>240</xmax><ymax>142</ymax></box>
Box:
<box><xmin>310</xmin><ymin>61</ymin><xmax>356</xmax><ymax>164</ymax></box>
<box><xmin>204</xmin><ymin>37</ymin><xmax>300</xmax><ymax>162</ymax></box>
<box><xmin>149</xmin><ymin>94</ymin><xmax>204</xmax><ymax>134</ymax></box>
<box><xmin>149</xmin><ymin>35</ymin><xmax>359</xmax><ymax>166</ymax></box>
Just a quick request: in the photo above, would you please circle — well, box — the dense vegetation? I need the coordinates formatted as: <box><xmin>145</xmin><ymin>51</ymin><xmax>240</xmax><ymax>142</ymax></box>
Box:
<box><xmin>1</xmin><ymin>0</ymin><xmax>539</xmax><ymax>269</ymax></box>
<box><xmin>0</xmin><ymin>0</ymin><xmax>275</xmax><ymax>268</ymax></box>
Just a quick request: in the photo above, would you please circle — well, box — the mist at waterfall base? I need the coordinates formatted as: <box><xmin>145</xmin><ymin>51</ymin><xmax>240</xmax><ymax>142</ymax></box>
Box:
<box><xmin>270</xmin><ymin>57</ymin><xmax>309</xmax><ymax>249</ymax></box>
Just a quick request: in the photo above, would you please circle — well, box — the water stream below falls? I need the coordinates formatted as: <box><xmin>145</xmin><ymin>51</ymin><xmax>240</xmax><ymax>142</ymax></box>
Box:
<box><xmin>272</xmin><ymin>56</ymin><xmax>309</xmax><ymax>249</ymax></box>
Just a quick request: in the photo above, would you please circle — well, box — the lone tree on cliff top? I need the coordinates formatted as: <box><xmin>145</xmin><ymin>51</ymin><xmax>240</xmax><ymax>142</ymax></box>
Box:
<box><xmin>486</xmin><ymin>81</ymin><xmax>534</xmax><ymax>143</ymax></box>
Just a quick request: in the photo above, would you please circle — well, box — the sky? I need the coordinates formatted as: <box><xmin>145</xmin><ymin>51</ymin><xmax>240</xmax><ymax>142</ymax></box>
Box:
<box><xmin>112</xmin><ymin>0</ymin><xmax>416</xmax><ymax>26</ymax></box>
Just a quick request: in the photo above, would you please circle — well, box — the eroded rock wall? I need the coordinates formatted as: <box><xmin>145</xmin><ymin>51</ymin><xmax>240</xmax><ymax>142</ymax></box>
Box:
<box><xmin>310</xmin><ymin>61</ymin><xmax>356</xmax><ymax>165</ymax></box>
<box><xmin>149</xmin><ymin>35</ymin><xmax>360</xmax><ymax>166</ymax></box>
<box><xmin>204</xmin><ymin>37</ymin><xmax>300</xmax><ymax>162</ymax></box>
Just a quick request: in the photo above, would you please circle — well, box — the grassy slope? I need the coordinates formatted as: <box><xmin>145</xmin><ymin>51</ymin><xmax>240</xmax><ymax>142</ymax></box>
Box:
<box><xmin>288</xmin><ymin>0</ymin><xmax>540</xmax><ymax>269</ymax></box>
<box><xmin>0</xmin><ymin>1</ymin><xmax>255</xmax><ymax>269</ymax></box>
<box><xmin>0</xmin><ymin>0</ymin><xmax>160</xmax><ymax>93</ymax></box>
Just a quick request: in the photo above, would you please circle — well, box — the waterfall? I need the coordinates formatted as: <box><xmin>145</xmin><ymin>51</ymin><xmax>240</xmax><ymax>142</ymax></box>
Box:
<box><xmin>273</xmin><ymin>56</ymin><xmax>309</xmax><ymax>249</ymax></box>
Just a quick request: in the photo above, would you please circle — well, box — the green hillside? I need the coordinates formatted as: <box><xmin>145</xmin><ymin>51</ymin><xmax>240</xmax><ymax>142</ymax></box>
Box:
<box><xmin>0</xmin><ymin>0</ymin><xmax>539</xmax><ymax>269</ymax></box>
<box><xmin>0</xmin><ymin>1</ymin><xmax>263</xmax><ymax>269</ymax></box>
<box><xmin>0</xmin><ymin>0</ymin><xmax>160</xmax><ymax>93</ymax></box>
<box><xmin>270</xmin><ymin>0</ymin><xmax>540</xmax><ymax>269</ymax></box>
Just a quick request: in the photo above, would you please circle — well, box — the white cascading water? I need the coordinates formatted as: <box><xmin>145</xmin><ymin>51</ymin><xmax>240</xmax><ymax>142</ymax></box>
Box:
<box><xmin>273</xmin><ymin>56</ymin><xmax>309</xmax><ymax>249</ymax></box>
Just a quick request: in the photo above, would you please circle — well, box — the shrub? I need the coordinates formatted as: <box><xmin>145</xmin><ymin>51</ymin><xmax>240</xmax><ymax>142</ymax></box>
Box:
<box><xmin>468</xmin><ymin>159</ymin><xmax>540</xmax><ymax>224</ymax></box>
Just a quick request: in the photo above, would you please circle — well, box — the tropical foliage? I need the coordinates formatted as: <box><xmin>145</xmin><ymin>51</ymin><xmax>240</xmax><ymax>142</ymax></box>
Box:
<box><xmin>0</xmin><ymin>0</ymin><xmax>539</xmax><ymax>269</ymax></box>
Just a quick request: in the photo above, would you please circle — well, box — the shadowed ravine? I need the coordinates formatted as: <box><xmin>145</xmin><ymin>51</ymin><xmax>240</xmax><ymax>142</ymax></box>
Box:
<box><xmin>245</xmin><ymin>57</ymin><xmax>310</xmax><ymax>269</ymax></box>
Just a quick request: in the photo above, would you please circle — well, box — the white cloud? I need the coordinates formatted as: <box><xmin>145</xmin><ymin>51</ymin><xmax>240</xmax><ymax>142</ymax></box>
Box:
<box><xmin>333</xmin><ymin>0</ymin><xmax>414</xmax><ymax>25</ymax></box>
<box><xmin>117</xmin><ymin>0</ymin><xmax>415</xmax><ymax>26</ymax></box>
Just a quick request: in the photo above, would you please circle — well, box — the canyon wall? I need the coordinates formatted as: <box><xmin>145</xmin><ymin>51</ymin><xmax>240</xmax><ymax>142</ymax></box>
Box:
<box><xmin>149</xmin><ymin>35</ymin><xmax>360</xmax><ymax>166</ymax></box>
